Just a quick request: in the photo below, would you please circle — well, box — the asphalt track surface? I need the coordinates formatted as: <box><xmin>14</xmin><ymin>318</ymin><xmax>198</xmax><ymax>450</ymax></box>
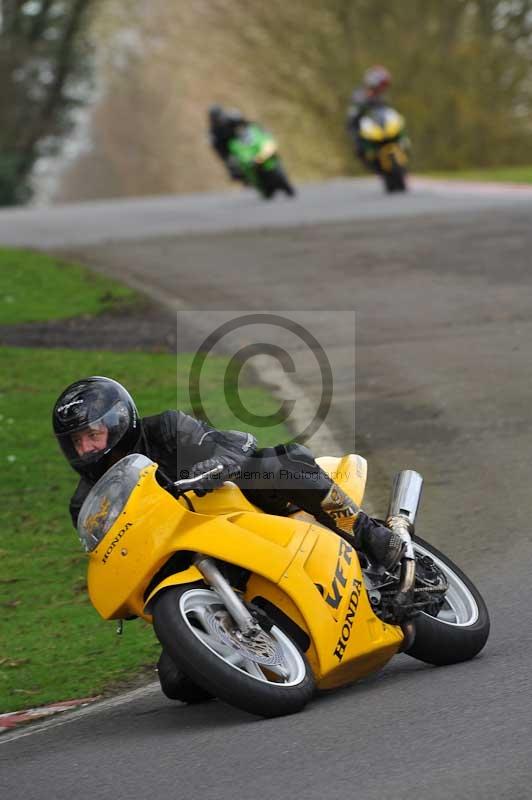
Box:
<box><xmin>2</xmin><ymin>177</ymin><xmax>532</xmax><ymax>799</ymax></box>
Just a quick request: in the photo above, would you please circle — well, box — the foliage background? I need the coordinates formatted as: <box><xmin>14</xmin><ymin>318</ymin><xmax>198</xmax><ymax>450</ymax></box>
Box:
<box><xmin>1</xmin><ymin>1</ymin><xmax>532</xmax><ymax>203</ymax></box>
<box><xmin>56</xmin><ymin>0</ymin><xmax>532</xmax><ymax>201</ymax></box>
<box><xmin>0</xmin><ymin>0</ymin><xmax>98</xmax><ymax>205</ymax></box>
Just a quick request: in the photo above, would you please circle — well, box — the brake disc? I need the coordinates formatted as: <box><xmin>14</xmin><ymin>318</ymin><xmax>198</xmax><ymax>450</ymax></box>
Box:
<box><xmin>204</xmin><ymin>609</ymin><xmax>285</xmax><ymax>666</ymax></box>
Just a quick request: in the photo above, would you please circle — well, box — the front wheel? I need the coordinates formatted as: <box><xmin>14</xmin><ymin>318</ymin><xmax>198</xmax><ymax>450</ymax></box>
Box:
<box><xmin>257</xmin><ymin>164</ymin><xmax>296</xmax><ymax>198</ymax></box>
<box><xmin>275</xmin><ymin>167</ymin><xmax>296</xmax><ymax>197</ymax></box>
<box><xmin>152</xmin><ymin>584</ymin><xmax>315</xmax><ymax>718</ymax></box>
<box><xmin>383</xmin><ymin>158</ymin><xmax>407</xmax><ymax>192</ymax></box>
<box><xmin>405</xmin><ymin>536</ymin><xmax>490</xmax><ymax>666</ymax></box>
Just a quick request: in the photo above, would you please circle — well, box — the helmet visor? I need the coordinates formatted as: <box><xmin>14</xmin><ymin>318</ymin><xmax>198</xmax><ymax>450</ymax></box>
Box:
<box><xmin>56</xmin><ymin>400</ymin><xmax>133</xmax><ymax>474</ymax></box>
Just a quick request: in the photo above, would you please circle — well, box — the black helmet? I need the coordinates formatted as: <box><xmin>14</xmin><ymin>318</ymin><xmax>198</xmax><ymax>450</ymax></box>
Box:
<box><xmin>52</xmin><ymin>376</ymin><xmax>140</xmax><ymax>481</ymax></box>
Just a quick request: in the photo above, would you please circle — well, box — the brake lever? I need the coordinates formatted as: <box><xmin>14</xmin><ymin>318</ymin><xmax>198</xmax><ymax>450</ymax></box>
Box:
<box><xmin>171</xmin><ymin>463</ymin><xmax>224</xmax><ymax>495</ymax></box>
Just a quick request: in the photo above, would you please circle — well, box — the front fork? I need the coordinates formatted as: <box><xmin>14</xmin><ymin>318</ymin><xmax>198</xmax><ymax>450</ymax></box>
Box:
<box><xmin>194</xmin><ymin>555</ymin><xmax>262</xmax><ymax>638</ymax></box>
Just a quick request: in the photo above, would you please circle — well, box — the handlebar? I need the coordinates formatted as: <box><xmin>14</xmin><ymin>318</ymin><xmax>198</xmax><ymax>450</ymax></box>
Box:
<box><xmin>171</xmin><ymin>464</ymin><xmax>224</xmax><ymax>494</ymax></box>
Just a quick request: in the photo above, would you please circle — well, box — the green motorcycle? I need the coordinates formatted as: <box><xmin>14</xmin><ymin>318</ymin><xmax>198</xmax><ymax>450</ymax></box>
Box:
<box><xmin>228</xmin><ymin>124</ymin><xmax>295</xmax><ymax>199</ymax></box>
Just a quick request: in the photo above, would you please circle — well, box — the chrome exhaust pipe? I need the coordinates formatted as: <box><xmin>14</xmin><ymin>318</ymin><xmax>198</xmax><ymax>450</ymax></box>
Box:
<box><xmin>399</xmin><ymin>619</ymin><xmax>416</xmax><ymax>652</ymax></box>
<box><xmin>385</xmin><ymin>470</ymin><xmax>424</xmax><ymax>648</ymax></box>
<box><xmin>386</xmin><ymin>469</ymin><xmax>424</xmax><ymax>531</ymax></box>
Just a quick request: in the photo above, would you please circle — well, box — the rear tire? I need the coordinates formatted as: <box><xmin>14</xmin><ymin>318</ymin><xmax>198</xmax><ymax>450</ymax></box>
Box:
<box><xmin>153</xmin><ymin>584</ymin><xmax>315</xmax><ymax>718</ymax></box>
<box><xmin>405</xmin><ymin>536</ymin><xmax>490</xmax><ymax>666</ymax></box>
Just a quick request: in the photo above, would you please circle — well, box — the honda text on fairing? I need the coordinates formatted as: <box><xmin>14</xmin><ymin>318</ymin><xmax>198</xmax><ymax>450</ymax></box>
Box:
<box><xmin>228</xmin><ymin>123</ymin><xmax>295</xmax><ymax>199</ymax></box>
<box><xmin>356</xmin><ymin>105</ymin><xmax>410</xmax><ymax>193</ymax></box>
<box><xmin>77</xmin><ymin>454</ymin><xmax>489</xmax><ymax>717</ymax></box>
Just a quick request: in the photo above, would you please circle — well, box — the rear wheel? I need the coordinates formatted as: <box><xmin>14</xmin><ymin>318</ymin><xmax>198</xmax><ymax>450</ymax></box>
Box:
<box><xmin>405</xmin><ymin>537</ymin><xmax>490</xmax><ymax>666</ymax></box>
<box><xmin>153</xmin><ymin>584</ymin><xmax>315</xmax><ymax>718</ymax></box>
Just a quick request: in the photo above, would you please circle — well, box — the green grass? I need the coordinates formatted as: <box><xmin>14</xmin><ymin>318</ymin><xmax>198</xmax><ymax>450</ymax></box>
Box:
<box><xmin>0</xmin><ymin>244</ymin><xmax>291</xmax><ymax>712</ymax></box>
<box><xmin>0</xmin><ymin>346</ymin><xmax>290</xmax><ymax>712</ymax></box>
<box><xmin>0</xmin><ymin>247</ymin><xmax>137</xmax><ymax>324</ymax></box>
<box><xmin>422</xmin><ymin>165</ymin><xmax>532</xmax><ymax>184</ymax></box>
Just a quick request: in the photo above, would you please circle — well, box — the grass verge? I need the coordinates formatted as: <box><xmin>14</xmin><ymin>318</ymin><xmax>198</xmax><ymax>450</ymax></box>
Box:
<box><xmin>421</xmin><ymin>165</ymin><xmax>532</xmax><ymax>184</ymax></box>
<box><xmin>0</xmin><ymin>247</ymin><xmax>137</xmax><ymax>324</ymax></box>
<box><xmin>0</xmin><ymin>347</ymin><xmax>290</xmax><ymax>713</ymax></box>
<box><xmin>0</xmin><ymin>247</ymin><xmax>290</xmax><ymax>713</ymax></box>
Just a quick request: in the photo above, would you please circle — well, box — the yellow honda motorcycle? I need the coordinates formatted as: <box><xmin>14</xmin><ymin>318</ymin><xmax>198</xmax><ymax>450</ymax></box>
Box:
<box><xmin>357</xmin><ymin>105</ymin><xmax>409</xmax><ymax>192</ymax></box>
<box><xmin>78</xmin><ymin>454</ymin><xmax>489</xmax><ymax>717</ymax></box>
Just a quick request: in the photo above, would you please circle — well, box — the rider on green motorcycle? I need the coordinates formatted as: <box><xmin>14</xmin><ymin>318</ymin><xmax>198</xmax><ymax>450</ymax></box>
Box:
<box><xmin>208</xmin><ymin>105</ymin><xmax>250</xmax><ymax>181</ymax></box>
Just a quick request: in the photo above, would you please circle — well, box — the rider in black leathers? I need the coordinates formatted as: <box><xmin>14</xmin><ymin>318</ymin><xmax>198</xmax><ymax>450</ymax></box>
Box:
<box><xmin>53</xmin><ymin>376</ymin><xmax>404</xmax><ymax>700</ymax></box>
<box><xmin>208</xmin><ymin>104</ymin><xmax>250</xmax><ymax>181</ymax></box>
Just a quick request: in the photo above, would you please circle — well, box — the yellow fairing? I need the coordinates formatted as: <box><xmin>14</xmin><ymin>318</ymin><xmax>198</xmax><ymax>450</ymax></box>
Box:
<box><xmin>87</xmin><ymin>463</ymin><xmax>311</xmax><ymax>621</ymax></box>
<box><xmin>244</xmin><ymin>526</ymin><xmax>403</xmax><ymax>689</ymax></box>
<box><xmin>87</xmin><ymin>456</ymin><xmax>403</xmax><ymax>688</ymax></box>
<box><xmin>378</xmin><ymin>143</ymin><xmax>408</xmax><ymax>173</ymax></box>
<box><xmin>143</xmin><ymin>566</ymin><xmax>203</xmax><ymax>610</ymax></box>
<box><xmin>359</xmin><ymin>110</ymin><xmax>405</xmax><ymax>142</ymax></box>
<box><xmin>360</xmin><ymin>116</ymin><xmax>385</xmax><ymax>142</ymax></box>
<box><xmin>316</xmin><ymin>454</ymin><xmax>367</xmax><ymax>507</ymax></box>
<box><xmin>383</xmin><ymin>112</ymin><xmax>404</xmax><ymax>138</ymax></box>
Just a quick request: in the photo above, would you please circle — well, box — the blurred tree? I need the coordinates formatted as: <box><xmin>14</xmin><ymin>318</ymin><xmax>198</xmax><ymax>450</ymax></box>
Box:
<box><xmin>212</xmin><ymin>0</ymin><xmax>532</xmax><ymax>172</ymax></box>
<box><xmin>56</xmin><ymin>0</ymin><xmax>532</xmax><ymax>201</ymax></box>
<box><xmin>0</xmin><ymin>0</ymin><xmax>98</xmax><ymax>205</ymax></box>
<box><xmin>57</xmin><ymin>0</ymin><xmax>256</xmax><ymax>200</ymax></box>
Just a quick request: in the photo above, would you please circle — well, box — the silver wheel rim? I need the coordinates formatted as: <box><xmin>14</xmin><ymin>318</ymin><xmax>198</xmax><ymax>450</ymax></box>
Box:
<box><xmin>178</xmin><ymin>588</ymin><xmax>307</xmax><ymax>686</ymax></box>
<box><xmin>414</xmin><ymin>542</ymin><xmax>479</xmax><ymax>627</ymax></box>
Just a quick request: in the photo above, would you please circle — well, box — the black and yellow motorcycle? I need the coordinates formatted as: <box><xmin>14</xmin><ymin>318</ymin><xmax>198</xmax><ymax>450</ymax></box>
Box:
<box><xmin>356</xmin><ymin>105</ymin><xmax>410</xmax><ymax>193</ymax></box>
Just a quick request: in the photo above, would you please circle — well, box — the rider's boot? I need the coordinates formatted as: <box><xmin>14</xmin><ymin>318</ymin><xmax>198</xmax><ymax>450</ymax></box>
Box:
<box><xmin>319</xmin><ymin>483</ymin><xmax>404</xmax><ymax>571</ymax></box>
<box><xmin>157</xmin><ymin>649</ymin><xmax>213</xmax><ymax>703</ymax></box>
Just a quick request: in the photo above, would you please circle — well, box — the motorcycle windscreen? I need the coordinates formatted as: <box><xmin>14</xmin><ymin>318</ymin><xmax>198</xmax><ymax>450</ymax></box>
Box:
<box><xmin>77</xmin><ymin>454</ymin><xmax>154</xmax><ymax>551</ymax></box>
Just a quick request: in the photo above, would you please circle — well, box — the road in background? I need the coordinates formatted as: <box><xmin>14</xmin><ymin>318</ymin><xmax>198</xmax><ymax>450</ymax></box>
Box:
<box><xmin>2</xmin><ymin>179</ymin><xmax>532</xmax><ymax>799</ymax></box>
<box><xmin>0</xmin><ymin>176</ymin><xmax>532</xmax><ymax>247</ymax></box>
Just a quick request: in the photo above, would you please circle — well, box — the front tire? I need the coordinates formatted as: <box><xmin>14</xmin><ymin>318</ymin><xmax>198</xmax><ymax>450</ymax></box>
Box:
<box><xmin>383</xmin><ymin>158</ymin><xmax>407</xmax><ymax>192</ymax></box>
<box><xmin>275</xmin><ymin>167</ymin><xmax>296</xmax><ymax>196</ymax></box>
<box><xmin>153</xmin><ymin>584</ymin><xmax>315</xmax><ymax>718</ymax></box>
<box><xmin>405</xmin><ymin>536</ymin><xmax>490</xmax><ymax>666</ymax></box>
<box><xmin>257</xmin><ymin>165</ymin><xmax>295</xmax><ymax>199</ymax></box>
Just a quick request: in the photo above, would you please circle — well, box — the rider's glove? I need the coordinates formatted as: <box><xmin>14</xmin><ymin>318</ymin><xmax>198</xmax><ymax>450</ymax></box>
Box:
<box><xmin>188</xmin><ymin>456</ymin><xmax>242</xmax><ymax>497</ymax></box>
